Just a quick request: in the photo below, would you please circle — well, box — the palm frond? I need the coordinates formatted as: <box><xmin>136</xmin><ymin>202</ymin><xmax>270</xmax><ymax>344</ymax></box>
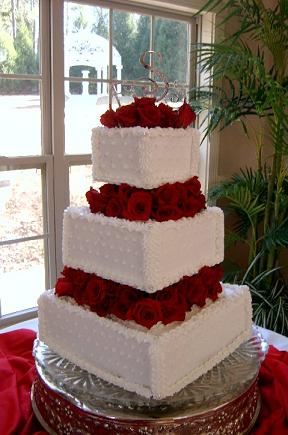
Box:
<box><xmin>239</xmin><ymin>253</ymin><xmax>288</xmax><ymax>335</ymax></box>
<box><xmin>263</xmin><ymin>216</ymin><xmax>288</xmax><ymax>250</ymax></box>
<box><xmin>224</xmin><ymin>230</ymin><xmax>246</xmax><ymax>249</ymax></box>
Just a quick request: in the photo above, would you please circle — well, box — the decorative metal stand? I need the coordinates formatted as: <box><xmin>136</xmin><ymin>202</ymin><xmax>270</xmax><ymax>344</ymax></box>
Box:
<box><xmin>31</xmin><ymin>329</ymin><xmax>267</xmax><ymax>434</ymax></box>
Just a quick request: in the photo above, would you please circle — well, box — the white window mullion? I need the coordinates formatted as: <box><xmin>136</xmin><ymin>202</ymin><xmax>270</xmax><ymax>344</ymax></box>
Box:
<box><xmin>40</xmin><ymin>0</ymin><xmax>57</xmax><ymax>289</ymax></box>
<box><xmin>50</xmin><ymin>0</ymin><xmax>69</xmax><ymax>277</ymax></box>
<box><xmin>196</xmin><ymin>12</ymin><xmax>219</xmax><ymax>193</ymax></box>
<box><xmin>72</xmin><ymin>0</ymin><xmax>200</xmax><ymax>22</ymax></box>
<box><xmin>0</xmin><ymin>73</ymin><xmax>42</xmax><ymax>80</ymax></box>
<box><xmin>42</xmin><ymin>156</ymin><xmax>57</xmax><ymax>288</ymax></box>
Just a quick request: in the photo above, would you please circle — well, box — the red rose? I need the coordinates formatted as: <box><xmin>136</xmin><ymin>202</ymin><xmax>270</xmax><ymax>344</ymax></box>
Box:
<box><xmin>155</xmin><ymin>284</ymin><xmax>188</xmax><ymax>324</ymax></box>
<box><xmin>124</xmin><ymin>191</ymin><xmax>152</xmax><ymax>221</ymax></box>
<box><xmin>91</xmin><ymin>296</ymin><xmax>111</xmax><ymax>317</ymax></box>
<box><xmin>154</xmin><ymin>183</ymin><xmax>181</xmax><ymax>206</ymax></box>
<box><xmin>161</xmin><ymin>300</ymin><xmax>187</xmax><ymax>324</ymax></box>
<box><xmin>62</xmin><ymin>268</ymin><xmax>89</xmax><ymax>291</ymax></box>
<box><xmin>175</xmin><ymin>101</ymin><xmax>196</xmax><ymax>128</ymax></box>
<box><xmin>116</xmin><ymin>103</ymin><xmax>138</xmax><ymax>127</ymax></box>
<box><xmin>83</xmin><ymin>277</ymin><xmax>108</xmax><ymax>307</ymax></box>
<box><xmin>100</xmin><ymin>109</ymin><xmax>118</xmax><ymax>128</ymax></box>
<box><xmin>153</xmin><ymin>205</ymin><xmax>182</xmax><ymax>222</ymax></box>
<box><xmin>130</xmin><ymin>97</ymin><xmax>160</xmax><ymax>128</ymax></box>
<box><xmin>184</xmin><ymin>195</ymin><xmax>205</xmax><ymax>217</ymax></box>
<box><xmin>184</xmin><ymin>177</ymin><xmax>202</xmax><ymax>197</ymax></box>
<box><xmin>158</xmin><ymin>103</ymin><xmax>177</xmax><ymax>128</ymax></box>
<box><xmin>73</xmin><ymin>286</ymin><xmax>85</xmax><ymax>305</ymax></box>
<box><xmin>118</xmin><ymin>183</ymin><xmax>135</xmax><ymax>205</ymax></box>
<box><xmin>134</xmin><ymin>97</ymin><xmax>156</xmax><ymax>107</ymax></box>
<box><xmin>105</xmin><ymin>197</ymin><xmax>123</xmax><ymax>218</ymax></box>
<box><xmin>61</xmin><ymin>266</ymin><xmax>74</xmax><ymax>279</ymax></box>
<box><xmin>209</xmin><ymin>264</ymin><xmax>224</xmax><ymax>282</ymax></box>
<box><xmin>99</xmin><ymin>184</ymin><xmax>118</xmax><ymax>197</ymax></box>
<box><xmin>185</xmin><ymin>276</ymin><xmax>208</xmax><ymax>308</ymax></box>
<box><xmin>83</xmin><ymin>277</ymin><xmax>111</xmax><ymax>317</ymax></box>
<box><xmin>110</xmin><ymin>286</ymin><xmax>140</xmax><ymax>320</ymax></box>
<box><xmin>106</xmin><ymin>280</ymin><xmax>120</xmax><ymax>300</ymax></box>
<box><xmin>55</xmin><ymin>277</ymin><xmax>74</xmax><ymax>297</ymax></box>
<box><xmin>86</xmin><ymin>187</ymin><xmax>108</xmax><ymax>214</ymax></box>
<box><xmin>208</xmin><ymin>282</ymin><xmax>223</xmax><ymax>301</ymax></box>
<box><xmin>155</xmin><ymin>284</ymin><xmax>179</xmax><ymax>306</ymax></box>
<box><xmin>137</xmin><ymin>104</ymin><xmax>161</xmax><ymax>128</ymax></box>
<box><xmin>127</xmin><ymin>299</ymin><xmax>163</xmax><ymax>329</ymax></box>
<box><xmin>199</xmin><ymin>265</ymin><xmax>223</xmax><ymax>288</ymax></box>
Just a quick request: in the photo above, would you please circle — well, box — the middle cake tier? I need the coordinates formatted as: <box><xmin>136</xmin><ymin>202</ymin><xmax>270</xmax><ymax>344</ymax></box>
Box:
<box><xmin>63</xmin><ymin>206</ymin><xmax>224</xmax><ymax>293</ymax></box>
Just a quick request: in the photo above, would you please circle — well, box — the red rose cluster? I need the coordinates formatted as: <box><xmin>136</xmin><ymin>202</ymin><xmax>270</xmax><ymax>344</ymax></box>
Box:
<box><xmin>55</xmin><ymin>265</ymin><xmax>223</xmax><ymax>329</ymax></box>
<box><xmin>100</xmin><ymin>97</ymin><xmax>196</xmax><ymax>129</ymax></box>
<box><xmin>86</xmin><ymin>177</ymin><xmax>206</xmax><ymax>222</ymax></box>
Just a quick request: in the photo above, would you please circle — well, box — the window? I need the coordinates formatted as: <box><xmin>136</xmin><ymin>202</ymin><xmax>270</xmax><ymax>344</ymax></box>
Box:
<box><xmin>0</xmin><ymin>0</ymin><xmax>210</xmax><ymax>326</ymax></box>
<box><xmin>0</xmin><ymin>0</ymin><xmax>53</xmax><ymax>324</ymax></box>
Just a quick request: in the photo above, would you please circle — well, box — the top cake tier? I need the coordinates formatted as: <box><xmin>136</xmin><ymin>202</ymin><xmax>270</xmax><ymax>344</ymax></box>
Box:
<box><xmin>92</xmin><ymin>127</ymin><xmax>200</xmax><ymax>189</ymax></box>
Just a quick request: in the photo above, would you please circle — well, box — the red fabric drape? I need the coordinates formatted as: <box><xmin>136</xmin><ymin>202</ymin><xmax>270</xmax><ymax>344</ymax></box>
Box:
<box><xmin>0</xmin><ymin>329</ymin><xmax>45</xmax><ymax>435</ymax></box>
<box><xmin>0</xmin><ymin>329</ymin><xmax>288</xmax><ymax>435</ymax></box>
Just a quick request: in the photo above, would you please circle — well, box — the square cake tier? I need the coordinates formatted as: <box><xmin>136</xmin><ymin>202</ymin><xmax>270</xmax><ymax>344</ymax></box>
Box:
<box><xmin>91</xmin><ymin>127</ymin><xmax>200</xmax><ymax>188</ymax></box>
<box><xmin>63</xmin><ymin>206</ymin><xmax>224</xmax><ymax>292</ymax></box>
<box><xmin>38</xmin><ymin>284</ymin><xmax>252</xmax><ymax>399</ymax></box>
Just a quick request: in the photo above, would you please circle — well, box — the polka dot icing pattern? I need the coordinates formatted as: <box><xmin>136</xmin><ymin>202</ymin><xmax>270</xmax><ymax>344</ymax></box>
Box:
<box><xmin>62</xmin><ymin>206</ymin><xmax>224</xmax><ymax>293</ymax></box>
<box><xmin>92</xmin><ymin>127</ymin><xmax>200</xmax><ymax>189</ymax></box>
<box><xmin>38</xmin><ymin>285</ymin><xmax>252</xmax><ymax>399</ymax></box>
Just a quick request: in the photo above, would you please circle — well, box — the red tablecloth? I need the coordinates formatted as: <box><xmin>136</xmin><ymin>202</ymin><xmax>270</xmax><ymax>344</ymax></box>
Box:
<box><xmin>0</xmin><ymin>329</ymin><xmax>288</xmax><ymax>435</ymax></box>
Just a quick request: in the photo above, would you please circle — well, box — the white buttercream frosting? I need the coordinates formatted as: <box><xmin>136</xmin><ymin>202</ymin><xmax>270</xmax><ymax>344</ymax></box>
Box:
<box><xmin>38</xmin><ymin>284</ymin><xmax>252</xmax><ymax>399</ymax></box>
<box><xmin>92</xmin><ymin>126</ymin><xmax>200</xmax><ymax>188</ymax></box>
<box><xmin>62</xmin><ymin>206</ymin><xmax>224</xmax><ymax>292</ymax></box>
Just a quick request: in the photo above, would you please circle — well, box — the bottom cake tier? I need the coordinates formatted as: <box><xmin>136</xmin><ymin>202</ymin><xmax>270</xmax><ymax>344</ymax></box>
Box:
<box><xmin>38</xmin><ymin>284</ymin><xmax>252</xmax><ymax>399</ymax></box>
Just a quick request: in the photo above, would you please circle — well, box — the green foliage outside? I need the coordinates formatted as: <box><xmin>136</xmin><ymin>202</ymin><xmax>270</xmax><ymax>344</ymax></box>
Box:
<box><xmin>154</xmin><ymin>18</ymin><xmax>188</xmax><ymax>84</ymax></box>
<box><xmin>0</xmin><ymin>0</ymin><xmax>39</xmax><ymax>94</ymax></box>
<box><xmin>190</xmin><ymin>1</ymin><xmax>288</xmax><ymax>334</ymax></box>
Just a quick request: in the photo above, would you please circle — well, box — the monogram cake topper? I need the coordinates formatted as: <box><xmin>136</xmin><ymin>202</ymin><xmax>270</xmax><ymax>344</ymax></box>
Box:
<box><xmin>112</xmin><ymin>50</ymin><xmax>169</xmax><ymax>106</ymax></box>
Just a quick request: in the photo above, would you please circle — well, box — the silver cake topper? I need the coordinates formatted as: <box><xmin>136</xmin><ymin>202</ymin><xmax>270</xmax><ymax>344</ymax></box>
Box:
<box><xmin>112</xmin><ymin>51</ymin><xmax>170</xmax><ymax>106</ymax></box>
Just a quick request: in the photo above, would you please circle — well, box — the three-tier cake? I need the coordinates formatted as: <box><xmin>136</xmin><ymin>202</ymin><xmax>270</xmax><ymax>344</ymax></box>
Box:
<box><xmin>37</xmin><ymin>97</ymin><xmax>252</xmax><ymax>399</ymax></box>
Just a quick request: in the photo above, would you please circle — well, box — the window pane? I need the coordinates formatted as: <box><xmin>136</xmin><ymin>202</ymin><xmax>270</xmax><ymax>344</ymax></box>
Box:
<box><xmin>65</xmin><ymin>88</ymin><xmax>107</xmax><ymax>154</ymax></box>
<box><xmin>69</xmin><ymin>165</ymin><xmax>102</xmax><ymax>206</ymax></box>
<box><xmin>0</xmin><ymin>0</ymin><xmax>40</xmax><ymax>75</ymax></box>
<box><xmin>64</xmin><ymin>2</ymin><xmax>109</xmax><ymax>84</ymax></box>
<box><xmin>0</xmin><ymin>169</ymin><xmax>44</xmax><ymax>242</ymax></box>
<box><xmin>112</xmin><ymin>11</ymin><xmax>150</xmax><ymax>82</ymax></box>
<box><xmin>154</xmin><ymin>18</ymin><xmax>188</xmax><ymax>84</ymax></box>
<box><xmin>0</xmin><ymin>79</ymin><xmax>41</xmax><ymax>156</ymax></box>
<box><xmin>63</xmin><ymin>2</ymin><xmax>111</xmax><ymax>154</ymax></box>
<box><xmin>0</xmin><ymin>239</ymin><xmax>45</xmax><ymax>315</ymax></box>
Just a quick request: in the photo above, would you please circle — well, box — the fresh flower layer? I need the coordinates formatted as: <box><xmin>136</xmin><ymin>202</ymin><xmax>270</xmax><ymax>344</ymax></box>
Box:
<box><xmin>86</xmin><ymin>177</ymin><xmax>206</xmax><ymax>222</ymax></box>
<box><xmin>55</xmin><ymin>265</ymin><xmax>223</xmax><ymax>329</ymax></box>
<box><xmin>100</xmin><ymin>97</ymin><xmax>196</xmax><ymax>129</ymax></box>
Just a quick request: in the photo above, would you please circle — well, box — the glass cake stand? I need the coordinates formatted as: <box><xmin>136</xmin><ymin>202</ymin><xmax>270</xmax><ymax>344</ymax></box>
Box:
<box><xmin>31</xmin><ymin>327</ymin><xmax>268</xmax><ymax>434</ymax></box>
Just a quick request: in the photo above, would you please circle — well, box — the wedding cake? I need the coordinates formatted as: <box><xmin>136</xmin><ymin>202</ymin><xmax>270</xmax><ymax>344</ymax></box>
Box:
<box><xmin>38</xmin><ymin>97</ymin><xmax>252</xmax><ymax>399</ymax></box>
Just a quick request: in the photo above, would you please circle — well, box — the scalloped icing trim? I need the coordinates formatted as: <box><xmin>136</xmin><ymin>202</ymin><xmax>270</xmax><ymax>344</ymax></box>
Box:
<box><xmin>38</xmin><ymin>284</ymin><xmax>252</xmax><ymax>398</ymax></box>
<box><xmin>62</xmin><ymin>206</ymin><xmax>224</xmax><ymax>292</ymax></box>
<box><xmin>92</xmin><ymin>126</ymin><xmax>200</xmax><ymax>138</ymax></box>
<box><xmin>91</xmin><ymin>127</ymin><xmax>200</xmax><ymax>189</ymax></box>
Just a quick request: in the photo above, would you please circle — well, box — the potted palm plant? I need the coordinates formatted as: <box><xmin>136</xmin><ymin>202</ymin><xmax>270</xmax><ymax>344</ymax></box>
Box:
<box><xmin>190</xmin><ymin>1</ymin><xmax>288</xmax><ymax>334</ymax></box>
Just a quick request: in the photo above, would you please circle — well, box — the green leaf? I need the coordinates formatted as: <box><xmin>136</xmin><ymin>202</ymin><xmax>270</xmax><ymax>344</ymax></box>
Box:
<box><xmin>263</xmin><ymin>217</ymin><xmax>288</xmax><ymax>250</ymax></box>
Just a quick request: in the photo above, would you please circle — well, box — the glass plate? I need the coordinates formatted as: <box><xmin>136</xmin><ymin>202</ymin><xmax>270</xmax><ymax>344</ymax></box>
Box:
<box><xmin>33</xmin><ymin>326</ymin><xmax>268</xmax><ymax>419</ymax></box>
